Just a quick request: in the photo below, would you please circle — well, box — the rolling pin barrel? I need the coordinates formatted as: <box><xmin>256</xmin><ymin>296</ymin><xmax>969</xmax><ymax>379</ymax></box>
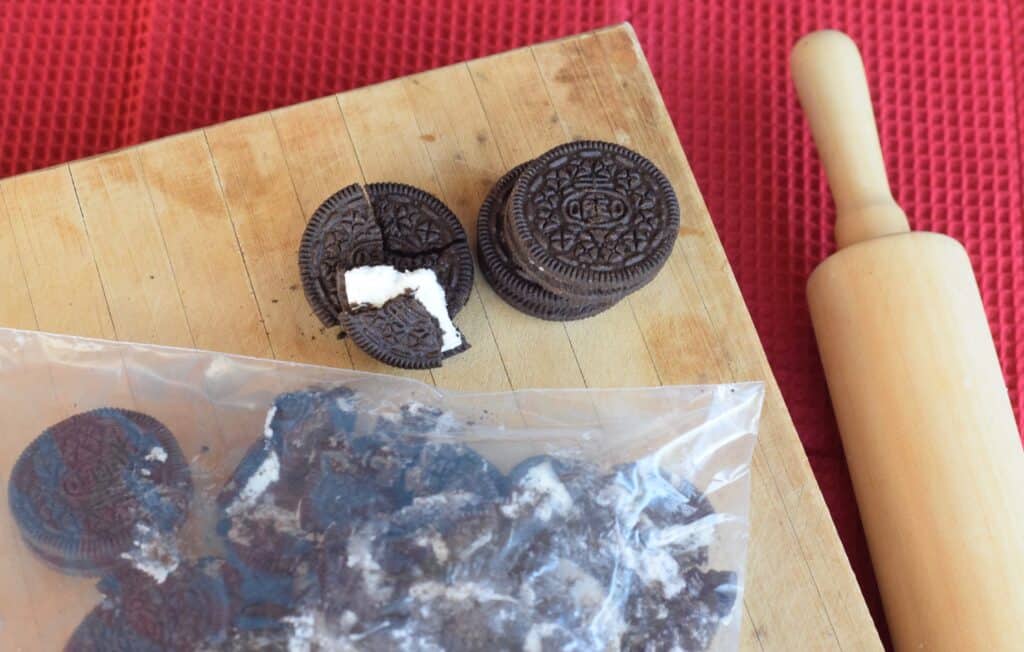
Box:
<box><xmin>793</xmin><ymin>30</ymin><xmax>1024</xmax><ymax>651</ymax></box>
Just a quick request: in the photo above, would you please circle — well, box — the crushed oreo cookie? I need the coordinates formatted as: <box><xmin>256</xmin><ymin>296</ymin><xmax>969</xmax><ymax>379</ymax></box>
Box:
<box><xmin>215</xmin><ymin>389</ymin><xmax>736</xmax><ymax>650</ymax></box>
<box><xmin>65</xmin><ymin>558</ymin><xmax>233</xmax><ymax>651</ymax></box>
<box><xmin>15</xmin><ymin>388</ymin><xmax>736</xmax><ymax>651</ymax></box>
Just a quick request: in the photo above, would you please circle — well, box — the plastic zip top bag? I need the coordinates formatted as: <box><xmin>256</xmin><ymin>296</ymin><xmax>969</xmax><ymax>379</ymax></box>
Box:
<box><xmin>0</xmin><ymin>327</ymin><xmax>765</xmax><ymax>652</ymax></box>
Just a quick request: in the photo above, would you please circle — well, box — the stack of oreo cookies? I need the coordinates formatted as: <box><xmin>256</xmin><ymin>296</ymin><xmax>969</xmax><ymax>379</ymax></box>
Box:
<box><xmin>299</xmin><ymin>183</ymin><xmax>474</xmax><ymax>369</ymax></box>
<box><xmin>478</xmin><ymin>140</ymin><xmax>680</xmax><ymax>320</ymax></box>
<box><xmin>7</xmin><ymin>409</ymin><xmax>193</xmax><ymax>577</ymax></box>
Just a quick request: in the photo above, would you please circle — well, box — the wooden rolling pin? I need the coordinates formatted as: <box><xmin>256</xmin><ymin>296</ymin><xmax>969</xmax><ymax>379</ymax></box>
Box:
<box><xmin>791</xmin><ymin>30</ymin><xmax>1024</xmax><ymax>650</ymax></box>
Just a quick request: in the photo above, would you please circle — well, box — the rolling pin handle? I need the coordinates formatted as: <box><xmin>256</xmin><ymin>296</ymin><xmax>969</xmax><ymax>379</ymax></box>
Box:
<box><xmin>790</xmin><ymin>30</ymin><xmax>910</xmax><ymax>248</ymax></box>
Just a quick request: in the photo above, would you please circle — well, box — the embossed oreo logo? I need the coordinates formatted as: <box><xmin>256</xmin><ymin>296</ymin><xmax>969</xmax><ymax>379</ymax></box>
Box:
<box><xmin>58</xmin><ymin>428</ymin><xmax>133</xmax><ymax>504</ymax></box>
<box><xmin>61</xmin><ymin>453</ymin><xmax>132</xmax><ymax>504</ymax></box>
<box><xmin>563</xmin><ymin>189</ymin><xmax>631</xmax><ymax>226</ymax></box>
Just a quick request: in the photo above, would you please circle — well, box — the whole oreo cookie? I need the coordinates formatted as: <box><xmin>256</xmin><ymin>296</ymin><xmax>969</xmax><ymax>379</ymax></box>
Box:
<box><xmin>505</xmin><ymin>140</ymin><xmax>679</xmax><ymax>297</ymax></box>
<box><xmin>65</xmin><ymin>558</ymin><xmax>232</xmax><ymax>652</ymax></box>
<box><xmin>8</xmin><ymin>408</ymin><xmax>191</xmax><ymax>576</ymax></box>
<box><xmin>299</xmin><ymin>184</ymin><xmax>383</xmax><ymax>327</ymax></box>
<box><xmin>478</xmin><ymin>164</ymin><xmax>620</xmax><ymax>321</ymax></box>
<box><xmin>340</xmin><ymin>293</ymin><xmax>465</xmax><ymax>370</ymax></box>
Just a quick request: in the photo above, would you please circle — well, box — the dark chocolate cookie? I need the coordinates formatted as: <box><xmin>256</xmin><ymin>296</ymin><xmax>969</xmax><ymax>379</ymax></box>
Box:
<box><xmin>506</xmin><ymin>140</ymin><xmax>679</xmax><ymax>296</ymax></box>
<box><xmin>599</xmin><ymin>461</ymin><xmax>716</xmax><ymax>571</ymax></box>
<box><xmin>377</xmin><ymin>491</ymin><xmax>502</xmax><ymax>583</ymax></box>
<box><xmin>383</xmin><ymin>241</ymin><xmax>474</xmax><ymax>318</ymax></box>
<box><xmin>401</xmin><ymin>442</ymin><xmax>505</xmax><ymax>500</ymax></box>
<box><xmin>65</xmin><ymin>558</ymin><xmax>232</xmax><ymax>652</ymax></box>
<box><xmin>517</xmin><ymin>557</ymin><xmax>616</xmax><ymax>650</ymax></box>
<box><xmin>478</xmin><ymin>163</ymin><xmax>620</xmax><ymax>320</ymax></box>
<box><xmin>400</xmin><ymin>578</ymin><xmax>531</xmax><ymax>651</ymax></box>
<box><xmin>340</xmin><ymin>293</ymin><xmax>466</xmax><ymax>370</ymax></box>
<box><xmin>300</xmin><ymin>432</ymin><xmax>419</xmax><ymax>533</ymax></box>
<box><xmin>622</xmin><ymin>568</ymin><xmax>738</xmax><ymax>652</ymax></box>
<box><xmin>366</xmin><ymin>182</ymin><xmax>466</xmax><ymax>255</ymax></box>
<box><xmin>264</xmin><ymin>386</ymin><xmax>359</xmax><ymax>479</ymax></box>
<box><xmin>497</xmin><ymin>455</ymin><xmax>615</xmax><ymax>580</ymax></box>
<box><xmin>8</xmin><ymin>408</ymin><xmax>191</xmax><ymax>576</ymax></box>
<box><xmin>310</xmin><ymin>491</ymin><xmax>511</xmax><ymax>648</ymax></box>
<box><xmin>299</xmin><ymin>181</ymin><xmax>472</xmax><ymax>368</ymax></box>
<box><xmin>299</xmin><ymin>184</ymin><xmax>383</xmax><ymax>327</ymax></box>
<box><xmin>216</xmin><ymin>439</ymin><xmax>314</xmax><ymax>580</ymax></box>
<box><xmin>314</xmin><ymin>519</ymin><xmax>411</xmax><ymax>629</ymax></box>
<box><xmin>221</xmin><ymin>551</ymin><xmax>319</xmax><ymax>635</ymax></box>
<box><xmin>372</xmin><ymin>402</ymin><xmax>457</xmax><ymax>439</ymax></box>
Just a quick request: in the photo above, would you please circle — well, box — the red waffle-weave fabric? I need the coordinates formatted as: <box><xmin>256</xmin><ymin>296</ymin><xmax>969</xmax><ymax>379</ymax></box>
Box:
<box><xmin>4</xmin><ymin>0</ymin><xmax>1024</xmax><ymax>642</ymax></box>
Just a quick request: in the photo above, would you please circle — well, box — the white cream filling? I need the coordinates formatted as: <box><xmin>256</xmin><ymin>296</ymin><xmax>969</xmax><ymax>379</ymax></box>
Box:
<box><xmin>344</xmin><ymin>265</ymin><xmax>462</xmax><ymax>352</ymax></box>
<box><xmin>144</xmin><ymin>446</ymin><xmax>167</xmax><ymax>463</ymax></box>
<box><xmin>501</xmin><ymin>461</ymin><xmax>573</xmax><ymax>521</ymax></box>
<box><xmin>227</xmin><ymin>450</ymin><xmax>280</xmax><ymax>515</ymax></box>
<box><xmin>347</xmin><ymin>527</ymin><xmax>392</xmax><ymax>603</ymax></box>
<box><xmin>415</xmin><ymin>533</ymin><xmax>449</xmax><ymax>564</ymax></box>
<box><xmin>523</xmin><ymin>623</ymin><xmax>565</xmax><ymax>652</ymax></box>
<box><xmin>283</xmin><ymin>610</ymin><xmax>363</xmax><ymax>652</ymax></box>
<box><xmin>408</xmin><ymin>581</ymin><xmax>516</xmax><ymax>605</ymax></box>
<box><xmin>458</xmin><ymin>531</ymin><xmax>493</xmax><ymax>560</ymax></box>
<box><xmin>284</xmin><ymin>612</ymin><xmax>316</xmax><ymax>652</ymax></box>
<box><xmin>631</xmin><ymin>547</ymin><xmax>685</xmax><ymax>598</ymax></box>
<box><xmin>263</xmin><ymin>405</ymin><xmax>277</xmax><ymax>439</ymax></box>
<box><xmin>119</xmin><ymin>523</ymin><xmax>180</xmax><ymax>584</ymax></box>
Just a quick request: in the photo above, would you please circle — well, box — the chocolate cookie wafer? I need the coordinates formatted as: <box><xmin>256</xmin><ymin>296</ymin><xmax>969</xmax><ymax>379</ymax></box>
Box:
<box><xmin>340</xmin><ymin>293</ymin><xmax>467</xmax><ymax>369</ymax></box>
<box><xmin>478</xmin><ymin>163</ymin><xmax>620</xmax><ymax>320</ymax></box>
<box><xmin>8</xmin><ymin>408</ymin><xmax>192</xmax><ymax>576</ymax></box>
<box><xmin>65</xmin><ymin>558</ymin><xmax>233</xmax><ymax>651</ymax></box>
<box><xmin>621</xmin><ymin>568</ymin><xmax>738</xmax><ymax>652</ymax></box>
<box><xmin>505</xmin><ymin>140</ymin><xmax>679</xmax><ymax>298</ymax></box>
<box><xmin>299</xmin><ymin>184</ymin><xmax>383</xmax><ymax>328</ymax></box>
<box><xmin>367</xmin><ymin>182</ymin><xmax>465</xmax><ymax>252</ymax></box>
<box><xmin>366</xmin><ymin>182</ymin><xmax>473</xmax><ymax>317</ymax></box>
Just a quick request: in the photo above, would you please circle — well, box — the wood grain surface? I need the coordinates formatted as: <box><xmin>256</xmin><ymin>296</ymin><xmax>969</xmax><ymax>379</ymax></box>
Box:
<box><xmin>0</xmin><ymin>24</ymin><xmax>880</xmax><ymax>651</ymax></box>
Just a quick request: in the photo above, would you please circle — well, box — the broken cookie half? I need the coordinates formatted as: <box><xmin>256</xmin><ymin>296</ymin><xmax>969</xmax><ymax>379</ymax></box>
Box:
<box><xmin>299</xmin><ymin>183</ymin><xmax>472</xmax><ymax>369</ymax></box>
<box><xmin>341</xmin><ymin>265</ymin><xmax>468</xmax><ymax>369</ymax></box>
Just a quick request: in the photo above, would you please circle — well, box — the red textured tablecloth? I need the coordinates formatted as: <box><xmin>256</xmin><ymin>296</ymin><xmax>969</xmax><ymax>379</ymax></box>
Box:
<box><xmin>5</xmin><ymin>0</ymin><xmax>1024</xmax><ymax>642</ymax></box>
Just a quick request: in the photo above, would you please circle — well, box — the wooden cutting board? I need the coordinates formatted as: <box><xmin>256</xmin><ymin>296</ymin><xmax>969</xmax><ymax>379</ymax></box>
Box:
<box><xmin>0</xmin><ymin>24</ymin><xmax>879</xmax><ymax>651</ymax></box>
